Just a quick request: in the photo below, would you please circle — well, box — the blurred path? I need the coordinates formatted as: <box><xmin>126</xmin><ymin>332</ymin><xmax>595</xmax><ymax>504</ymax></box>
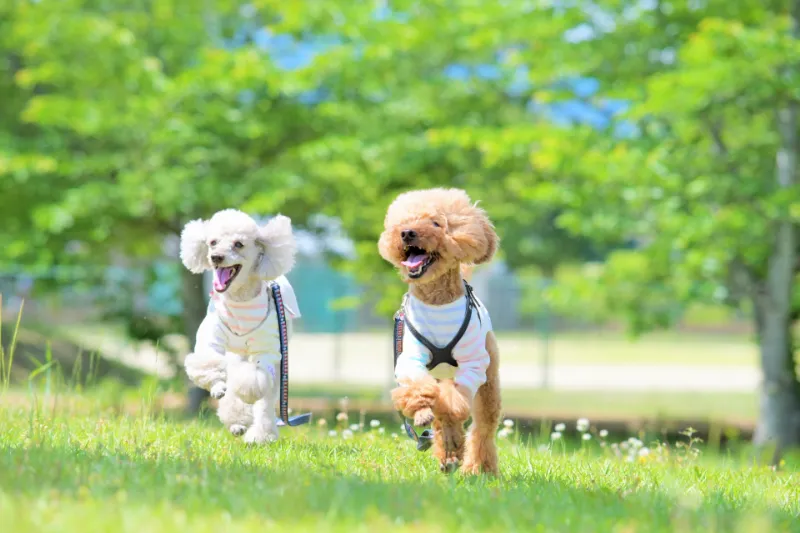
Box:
<box><xmin>77</xmin><ymin>331</ymin><xmax>761</xmax><ymax>393</ymax></box>
<box><xmin>287</xmin><ymin>334</ymin><xmax>759</xmax><ymax>393</ymax></box>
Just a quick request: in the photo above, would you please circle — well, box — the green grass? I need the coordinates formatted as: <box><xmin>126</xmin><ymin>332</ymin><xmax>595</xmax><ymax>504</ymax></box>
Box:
<box><xmin>1</xmin><ymin>394</ymin><xmax>798</xmax><ymax>533</ymax></box>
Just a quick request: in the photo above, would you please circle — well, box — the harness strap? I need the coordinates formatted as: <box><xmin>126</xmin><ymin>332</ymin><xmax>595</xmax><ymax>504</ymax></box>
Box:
<box><xmin>270</xmin><ymin>281</ymin><xmax>312</xmax><ymax>427</ymax></box>
<box><xmin>404</xmin><ymin>303</ymin><xmax>471</xmax><ymax>370</ymax></box>
<box><xmin>394</xmin><ymin>308</ymin><xmax>434</xmax><ymax>451</ymax></box>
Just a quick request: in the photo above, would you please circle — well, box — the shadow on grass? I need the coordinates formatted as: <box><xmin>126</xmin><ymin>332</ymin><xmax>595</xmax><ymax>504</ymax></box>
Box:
<box><xmin>0</xmin><ymin>439</ymin><xmax>798</xmax><ymax>531</ymax></box>
<box><xmin>1</xmin><ymin>323</ymin><xmax>147</xmax><ymax>388</ymax></box>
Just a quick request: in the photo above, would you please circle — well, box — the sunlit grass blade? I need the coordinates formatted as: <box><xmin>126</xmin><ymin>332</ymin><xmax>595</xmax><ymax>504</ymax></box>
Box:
<box><xmin>2</xmin><ymin>298</ymin><xmax>24</xmax><ymax>392</ymax></box>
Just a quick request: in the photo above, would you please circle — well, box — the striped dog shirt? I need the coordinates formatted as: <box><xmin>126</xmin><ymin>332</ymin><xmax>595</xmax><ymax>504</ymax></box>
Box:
<box><xmin>394</xmin><ymin>291</ymin><xmax>493</xmax><ymax>399</ymax></box>
<box><xmin>194</xmin><ymin>275</ymin><xmax>301</xmax><ymax>378</ymax></box>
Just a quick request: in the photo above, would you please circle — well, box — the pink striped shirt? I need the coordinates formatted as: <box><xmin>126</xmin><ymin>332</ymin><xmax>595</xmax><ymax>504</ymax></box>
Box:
<box><xmin>195</xmin><ymin>276</ymin><xmax>300</xmax><ymax>369</ymax></box>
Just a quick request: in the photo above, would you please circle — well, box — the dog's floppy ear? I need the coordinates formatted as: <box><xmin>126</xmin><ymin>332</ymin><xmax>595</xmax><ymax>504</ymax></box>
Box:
<box><xmin>255</xmin><ymin>214</ymin><xmax>296</xmax><ymax>279</ymax></box>
<box><xmin>180</xmin><ymin>219</ymin><xmax>211</xmax><ymax>273</ymax></box>
<box><xmin>377</xmin><ymin>227</ymin><xmax>397</xmax><ymax>265</ymax></box>
<box><xmin>446</xmin><ymin>202</ymin><xmax>499</xmax><ymax>265</ymax></box>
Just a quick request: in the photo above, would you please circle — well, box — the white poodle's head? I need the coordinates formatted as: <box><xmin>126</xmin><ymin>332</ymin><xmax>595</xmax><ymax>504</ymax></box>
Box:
<box><xmin>179</xmin><ymin>209</ymin><xmax>296</xmax><ymax>295</ymax></box>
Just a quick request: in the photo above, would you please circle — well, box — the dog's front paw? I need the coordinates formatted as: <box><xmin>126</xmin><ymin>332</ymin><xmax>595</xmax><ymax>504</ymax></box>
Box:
<box><xmin>413</xmin><ymin>408</ymin><xmax>434</xmax><ymax>427</ymax></box>
<box><xmin>440</xmin><ymin>456</ymin><xmax>460</xmax><ymax>474</ymax></box>
<box><xmin>210</xmin><ymin>382</ymin><xmax>227</xmax><ymax>399</ymax></box>
<box><xmin>229</xmin><ymin>424</ymin><xmax>247</xmax><ymax>436</ymax></box>
<box><xmin>243</xmin><ymin>425</ymin><xmax>279</xmax><ymax>445</ymax></box>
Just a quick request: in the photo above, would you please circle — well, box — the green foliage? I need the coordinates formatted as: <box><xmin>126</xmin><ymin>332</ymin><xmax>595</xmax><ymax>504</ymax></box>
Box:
<box><xmin>3</xmin><ymin>0</ymin><xmax>799</xmax><ymax>336</ymax></box>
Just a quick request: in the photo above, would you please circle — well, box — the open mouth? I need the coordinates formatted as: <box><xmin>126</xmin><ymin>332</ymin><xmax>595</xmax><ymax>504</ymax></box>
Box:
<box><xmin>213</xmin><ymin>265</ymin><xmax>242</xmax><ymax>293</ymax></box>
<box><xmin>400</xmin><ymin>246</ymin><xmax>437</xmax><ymax>279</ymax></box>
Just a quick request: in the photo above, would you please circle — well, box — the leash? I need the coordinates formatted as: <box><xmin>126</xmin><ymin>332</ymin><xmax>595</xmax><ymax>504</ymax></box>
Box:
<box><xmin>270</xmin><ymin>281</ymin><xmax>312</xmax><ymax>427</ymax></box>
<box><xmin>394</xmin><ymin>305</ymin><xmax>434</xmax><ymax>451</ymax></box>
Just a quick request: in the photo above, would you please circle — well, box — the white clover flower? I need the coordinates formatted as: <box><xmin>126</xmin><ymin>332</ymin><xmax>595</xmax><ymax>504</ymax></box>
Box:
<box><xmin>328</xmin><ymin>430</ymin><xmax>337</xmax><ymax>437</ymax></box>
<box><xmin>336</xmin><ymin>412</ymin><xmax>348</xmax><ymax>422</ymax></box>
<box><xmin>391</xmin><ymin>433</ymin><xmax>398</xmax><ymax>439</ymax></box>
<box><xmin>551</xmin><ymin>431</ymin><xmax>562</xmax><ymax>441</ymax></box>
<box><xmin>537</xmin><ymin>444</ymin><xmax>550</xmax><ymax>453</ymax></box>
<box><xmin>317</xmin><ymin>418</ymin><xmax>327</xmax><ymax>426</ymax></box>
<box><xmin>349</xmin><ymin>424</ymin><xmax>359</xmax><ymax>432</ymax></box>
<box><xmin>582</xmin><ymin>433</ymin><xmax>591</xmax><ymax>441</ymax></box>
<box><xmin>498</xmin><ymin>428</ymin><xmax>511</xmax><ymax>439</ymax></box>
<box><xmin>378</xmin><ymin>428</ymin><xmax>385</xmax><ymax>434</ymax></box>
<box><xmin>576</xmin><ymin>418</ymin><xmax>590</xmax><ymax>432</ymax></box>
<box><xmin>599</xmin><ymin>429</ymin><xmax>609</xmax><ymax>438</ymax></box>
<box><xmin>638</xmin><ymin>447</ymin><xmax>650</xmax><ymax>457</ymax></box>
<box><xmin>370</xmin><ymin>419</ymin><xmax>380</xmax><ymax>428</ymax></box>
<box><xmin>628</xmin><ymin>437</ymin><xmax>643</xmax><ymax>449</ymax></box>
<box><xmin>342</xmin><ymin>429</ymin><xmax>354</xmax><ymax>439</ymax></box>
<box><xmin>554</xmin><ymin>423</ymin><xmax>566</xmax><ymax>432</ymax></box>
<box><xmin>288</xmin><ymin>408</ymin><xmax>293</xmax><ymax>414</ymax></box>
<box><xmin>503</xmin><ymin>419</ymin><xmax>514</xmax><ymax>429</ymax></box>
<box><xmin>620</xmin><ymin>441</ymin><xmax>629</xmax><ymax>451</ymax></box>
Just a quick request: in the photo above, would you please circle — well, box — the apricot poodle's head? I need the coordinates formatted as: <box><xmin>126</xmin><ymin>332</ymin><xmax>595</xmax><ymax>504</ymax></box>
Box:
<box><xmin>378</xmin><ymin>188</ymin><xmax>498</xmax><ymax>284</ymax></box>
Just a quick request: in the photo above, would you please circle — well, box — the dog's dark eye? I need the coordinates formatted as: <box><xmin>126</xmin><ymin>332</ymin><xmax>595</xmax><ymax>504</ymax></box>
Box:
<box><xmin>209</xmin><ymin>239</ymin><xmax>217</xmax><ymax>246</ymax></box>
<box><xmin>233</xmin><ymin>241</ymin><xmax>244</xmax><ymax>249</ymax></box>
<box><xmin>432</xmin><ymin>221</ymin><xmax>441</xmax><ymax>228</ymax></box>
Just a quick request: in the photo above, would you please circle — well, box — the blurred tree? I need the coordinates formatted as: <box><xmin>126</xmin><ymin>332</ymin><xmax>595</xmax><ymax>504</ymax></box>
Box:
<box><xmin>519</xmin><ymin>1</ymin><xmax>800</xmax><ymax>450</ymax></box>
<box><xmin>262</xmin><ymin>0</ymin><xmax>800</xmax><ymax>450</ymax></box>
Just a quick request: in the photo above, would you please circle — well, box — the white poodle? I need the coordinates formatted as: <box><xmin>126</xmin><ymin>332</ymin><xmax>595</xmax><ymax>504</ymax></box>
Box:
<box><xmin>180</xmin><ymin>208</ymin><xmax>301</xmax><ymax>444</ymax></box>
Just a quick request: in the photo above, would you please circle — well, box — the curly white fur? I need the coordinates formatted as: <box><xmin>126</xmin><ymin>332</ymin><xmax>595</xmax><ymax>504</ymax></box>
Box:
<box><xmin>184</xmin><ymin>349</ymin><xmax>227</xmax><ymax>392</ymax></box>
<box><xmin>179</xmin><ymin>209</ymin><xmax>299</xmax><ymax>444</ymax></box>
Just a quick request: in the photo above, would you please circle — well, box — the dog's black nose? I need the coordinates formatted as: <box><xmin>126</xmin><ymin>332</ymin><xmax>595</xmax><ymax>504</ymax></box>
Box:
<box><xmin>210</xmin><ymin>254</ymin><xmax>224</xmax><ymax>266</ymax></box>
<box><xmin>401</xmin><ymin>229</ymin><xmax>417</xmax><ymax>243</ymax></box>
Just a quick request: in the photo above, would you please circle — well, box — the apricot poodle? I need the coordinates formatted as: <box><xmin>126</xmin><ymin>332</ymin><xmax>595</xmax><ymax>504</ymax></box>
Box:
<box><xmin>378</xmin><ymin>188</ymin><xmax>502</xmax><ymax>475</ymax></box>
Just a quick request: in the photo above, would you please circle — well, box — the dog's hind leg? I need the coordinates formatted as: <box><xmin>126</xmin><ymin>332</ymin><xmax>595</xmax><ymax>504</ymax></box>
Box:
<box><xmin>242</xmin><ymin>366</ymin><xmax>279</xmax><ymax>445</ymax></box>
<box><xmin>217</xmin><ymin>393</ymin><xmax>253</xmax><ymax>437</ymax></box>
<box><xmin>461</xmin><ymin>331</ymin><xmax>501</xmax><ymax>476</ymax></box>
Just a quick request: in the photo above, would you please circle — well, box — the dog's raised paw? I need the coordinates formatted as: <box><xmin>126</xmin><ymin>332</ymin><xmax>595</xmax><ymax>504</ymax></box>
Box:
<box><xmin>229</xmin><ymin>424</ymin><xmax>247</xmax><ymax>436</ymax></box>
<box><xmin>413</xmin><ymin>407</ymin><xmax>434</xmax><ymax>427</ymax></box>
<box><xmin>210</xmin><ymin>382</ymin><xmax>227</xmax><ymax>399</ymax></box>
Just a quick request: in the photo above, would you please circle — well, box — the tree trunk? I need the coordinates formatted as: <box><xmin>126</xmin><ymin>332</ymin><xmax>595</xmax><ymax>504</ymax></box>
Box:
<box><xmin>752</xmin><ymin>49</ymin><xmax>800</xmax><ymax>448</ymax></box>
<box><xmin>181</xmin><ymin>266</ymin><xmax>210</xmax><ymax>415</ymax></box>
<box><xmin>752</xmin><ymin>299</ymin><xmax>800</xmax><ymax>449</ymax></box>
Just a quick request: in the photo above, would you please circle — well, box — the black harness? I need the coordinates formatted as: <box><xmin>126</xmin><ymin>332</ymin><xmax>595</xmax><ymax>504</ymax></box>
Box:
<box><xmin>393</xmin><ymin>281</ymin><xmax>481</xmax><ymax>451</ymax></box>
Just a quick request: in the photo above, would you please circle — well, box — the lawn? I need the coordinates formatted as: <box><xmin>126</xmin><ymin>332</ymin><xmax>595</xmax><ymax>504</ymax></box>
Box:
<box><xmin>1</xmin><ymin>394</ymin><xmax>798</xmax><ymax>533</ymax></box>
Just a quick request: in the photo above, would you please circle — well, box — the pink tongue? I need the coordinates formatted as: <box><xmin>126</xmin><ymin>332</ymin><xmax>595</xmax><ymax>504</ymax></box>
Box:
<box><xmin>213</xmin><ymin>267</ymin><xmax>235</xmax><ymax>291</ymax></box>
<box><xmin>401</xmin><ymin>254</ymin><xmax>427</xmax><ymax>268</ymax></box>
